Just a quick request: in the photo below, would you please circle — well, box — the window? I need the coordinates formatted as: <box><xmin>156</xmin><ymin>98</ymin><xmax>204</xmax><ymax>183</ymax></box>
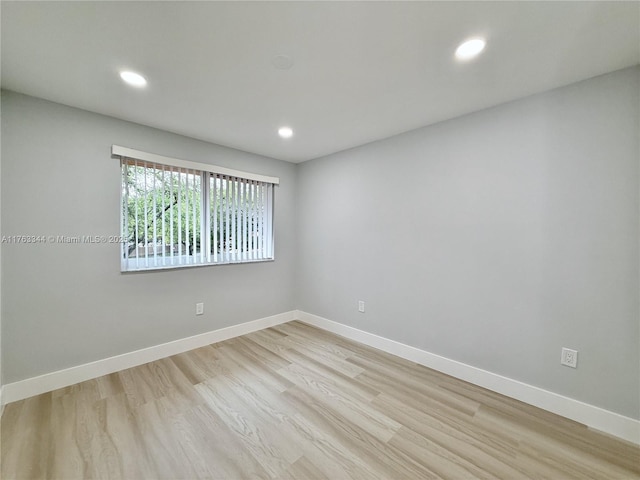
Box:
<box><xmin>113</xmin><ymin>146</ymin><xmax>277</xmax><ymax>272</ymax></box>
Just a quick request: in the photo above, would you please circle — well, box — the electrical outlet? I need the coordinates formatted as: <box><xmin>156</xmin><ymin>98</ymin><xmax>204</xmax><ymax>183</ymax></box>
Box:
<box><xmin>561</xmin><ymin>347</ymin><xmax>578</xmax><ymax>368</ymax></box>
<box><xmin>358</xmin><ymin>301</ymin><xmax>365</xmax><ymax>313</ymax></box>
<box><xmin>196</xmin><ymin>302</ymin><xmax>204</xmax><ymax>315</ymax></box>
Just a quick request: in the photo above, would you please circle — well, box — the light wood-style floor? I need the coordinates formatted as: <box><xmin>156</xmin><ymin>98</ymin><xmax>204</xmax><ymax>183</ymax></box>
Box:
<box><xmin>2</xmin><ymin>321</ymin><xmax>639</xmax><ymax>479</ymax></box>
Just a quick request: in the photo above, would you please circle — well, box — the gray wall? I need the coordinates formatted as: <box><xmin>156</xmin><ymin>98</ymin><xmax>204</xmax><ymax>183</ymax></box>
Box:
<box><xmin>1</xmin><ymin>91</ymin><xmax>297</xmax><ymax>384</ymax></box>
<box><xmin>296</xmin><ymin>67</ymin><xmax>640</xmax><ymax>419</ymax></box>
<box><xmin>0</xmin><ymin>95</ymin><xmax>3</xmax><ymax>398</ymax></box>
<box><xmin>3</xmin><ymin>68</ymin><xmax>639</xmax><ymax>420</ymax></box>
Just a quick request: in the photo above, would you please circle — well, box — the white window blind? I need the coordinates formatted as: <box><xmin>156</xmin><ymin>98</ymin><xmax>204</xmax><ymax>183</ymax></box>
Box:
<box><xmin>114</xmin><ymin>146</ymin><xmax>276</xmax><ymax>272</ymax></box>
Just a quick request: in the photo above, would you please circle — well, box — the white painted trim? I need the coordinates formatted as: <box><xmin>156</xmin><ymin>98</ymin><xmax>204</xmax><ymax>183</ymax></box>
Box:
<box><xmin>295</xmin><ymin>310</ymin><xmax>640</xmax><ymax>445</ymax></box>
<box><xmin>2</xmin><ymin>311</ymin><xmax>295</xmax><ymax>405</ymax></box>
<box><xmin>111</xmin><ymin>145</ymin><xmax>280</xmax><ymax>185</ymax></box>
<box><xmin>4</xmin><ymin>308</ymin><xmax>637</xmax><ymax>444</ymax></box>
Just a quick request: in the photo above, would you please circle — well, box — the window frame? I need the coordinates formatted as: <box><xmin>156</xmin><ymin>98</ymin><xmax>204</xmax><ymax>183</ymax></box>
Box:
<box><xmin>112</xmin><ymin>145</ymin><xmax>278</xmax><ymax>272</ymax></box>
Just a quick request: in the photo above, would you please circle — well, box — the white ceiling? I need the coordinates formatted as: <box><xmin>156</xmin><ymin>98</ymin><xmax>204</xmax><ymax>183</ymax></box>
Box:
<box><xmin>2</xmin><ymin>1</ymin><xmax>639</xmax><ymax>163</ymax></box>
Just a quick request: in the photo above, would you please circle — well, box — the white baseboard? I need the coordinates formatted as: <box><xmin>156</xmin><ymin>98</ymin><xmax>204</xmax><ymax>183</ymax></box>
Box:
<box><xmin>2</xmin><ymin>311</ymin><xmax>295</xmax><ymax>405</ymax></box>
<box><xmin>3</xmin><ymin>308</ymin><xmax>638</xmax><ymax>445</ymax></box>
<box><xmin>295</xmin><ymin>310</ymin><xmax>640</xmax><ymax>445</ymax></box>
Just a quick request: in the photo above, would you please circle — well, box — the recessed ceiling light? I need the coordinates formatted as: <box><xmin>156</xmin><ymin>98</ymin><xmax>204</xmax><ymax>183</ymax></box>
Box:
<box><xmin>455</xmin><ymin>38</ymin><xmax>486</xmax><ymax>60</ymax></box>
<box><xmin>278</xmin><ymin>126</ymin><xmax>293</xmax><ymax>139</ymax></box>
<box><xmin>119</xmin><ymin>70</ymin><xmax>147</xmax><ymax>87</ymax></box>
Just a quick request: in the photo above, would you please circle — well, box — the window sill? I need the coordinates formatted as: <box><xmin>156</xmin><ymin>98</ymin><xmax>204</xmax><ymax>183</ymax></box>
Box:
<box><xmin>121</xmin><ymin>257</ymin><xmax>275</xmax><ymax>273</ymax></box>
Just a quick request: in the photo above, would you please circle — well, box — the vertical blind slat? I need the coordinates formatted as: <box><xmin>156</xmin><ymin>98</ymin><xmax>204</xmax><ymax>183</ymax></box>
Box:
<box><xmin>143</xmin><ymin>162</ymin><xmax>149</xmax><ymax>267</ymax></box>
<box><xmin>258</xmin><ymin>182</ymin><xmax>262</xmax><ymax>259</ymax></box>
<box><xmin>233</xmin><ymin>176</ymin><xmax>237</xmax><ymax>261</ymax></box>
<box><xmin>236</xmin><ymin>178</ymin><xmax>241</xmax><ymax>261</ymax></box>
<box><xmin>202</xmin><ymin>173</ymin><xmax>208</xmax><ymax>264</ymax></box>
<box><xmin>169</xmin><ymin>167</ymin><xmax>174</xmax><ymax>265</ymax></box>
<box><xmin>176</xmin><ymin>169</ymin><xmax>182</xmax><ymax>265</ymax></box>
<box><xmin>264</xmin><ymin>185</ymin><xmax>274</xmax><ymax>257</ymax></box>
<box><xmin>252</xmin><ymin>181</ymin><xmax>257</xmax><ymax>260</ymax></box>
<box><xmin>242</xmin><ymin>179</ymin><xmax>247</xmax><ymax>261</ymax></box>
<box><xmin>212</xmin><ymin>175</ymin><xmax>217</xmax><ymax>263</ymax></box>
<box><xmin>225</xmin><ymin>175</ymin><xmax>230</xmax><ymax>262</ymax></box>
<box><xmin>161</xmin><ymin>165</ymin><xmax>165</xmax><ymax>266</ymax></box>
<box><xmin>185</xmin><ymin>169</ymin><xmax>190</xmax><ymax>264</ymax></box>
<box><xmin>241</xmin><ymin>180</ymin><xmax>246</xmax><ymax>260</ymax></box>
<box><xmin>152</xmin><ymin>165</ymin><xmax>157</xmax><ymax>266</ymax></box>
<box><xmin>263</xmin><ymin>182</ymin><xmax>268</xmax><ymax>259</ymax></box>
<box><xmin>192</xmin><ymin>170</ymin><xmax>197</xmax><ymax>263</ymax></box>
<box><xmin>219</xmin><ymin>175</ymin><xmax>224</xmax><ymax>262</ymax></box>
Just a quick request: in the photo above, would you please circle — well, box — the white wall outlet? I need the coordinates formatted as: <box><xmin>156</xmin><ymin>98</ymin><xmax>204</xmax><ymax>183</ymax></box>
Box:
<box><xmin>358</xmin><ymin>300</ymin><xmax>365</xmax><ymax>313</ymax></box>
<box><xmin>196</xmin><ymin>302</ymin><xmax>204</xmax><ymax>316</ymax></box>
<box><xmin>561</xmin><ymin>347</ymin><xmax>578</xmax><ymax>368</ymax></box>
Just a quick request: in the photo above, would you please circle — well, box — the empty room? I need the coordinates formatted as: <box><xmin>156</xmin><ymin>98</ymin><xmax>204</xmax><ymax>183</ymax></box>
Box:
<box><xmin>1</xmin><ymin>1</ymin><xmax>639</xmax><ymax>479</ymax></box>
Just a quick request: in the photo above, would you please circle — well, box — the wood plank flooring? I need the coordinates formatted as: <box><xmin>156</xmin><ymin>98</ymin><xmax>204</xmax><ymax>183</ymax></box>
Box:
<box><xmin>2</xmin><ymin>320</ymin><xmax>639</xmax><ymax>479</ymax></box>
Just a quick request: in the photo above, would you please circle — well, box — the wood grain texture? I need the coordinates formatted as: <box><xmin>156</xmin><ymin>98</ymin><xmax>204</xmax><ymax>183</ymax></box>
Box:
<box><xmin>2</xmin><ymin>321</ymin><xmax>639</xmax><ymax>479</ymax></box>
